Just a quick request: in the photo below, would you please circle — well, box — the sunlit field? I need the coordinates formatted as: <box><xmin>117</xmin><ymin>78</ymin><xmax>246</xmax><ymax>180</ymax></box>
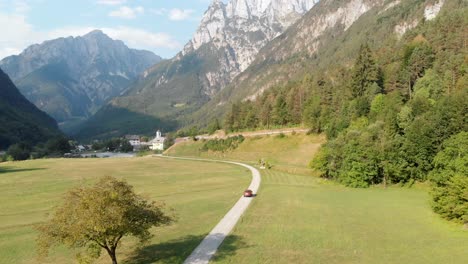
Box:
<box><xmin>0</xmin><ymin>157</ymin><xmax>250</xmax><ymax>264</ymax></box>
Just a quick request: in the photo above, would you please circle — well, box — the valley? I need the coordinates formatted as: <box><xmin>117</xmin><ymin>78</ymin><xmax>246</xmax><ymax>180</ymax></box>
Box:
<box><xmin>2</xmin><ymin>133</ymin><xmax>466</xmax><ymax>263</ymax></box>
<box><xmin>0</xmin><ymin>0</ymin><xmax>466</xmax><ymax>263</ymax></box>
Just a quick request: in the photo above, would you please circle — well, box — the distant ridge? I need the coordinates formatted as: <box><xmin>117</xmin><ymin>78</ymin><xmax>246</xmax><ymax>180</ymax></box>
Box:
<box><xmin>0</xmin><ymin>30</ymin><xmax>162</xmax><ymax>132</ymax></box>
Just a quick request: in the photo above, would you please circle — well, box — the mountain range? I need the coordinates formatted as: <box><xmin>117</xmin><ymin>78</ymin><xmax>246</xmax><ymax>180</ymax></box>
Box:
<box><xmin>75</xmin><ymin>0</ymin><xmax>319</xmax><ymax>139</ymax></box>
<box><xmin>1</xmin><ymin>0</ymin><xmax>457</xmax><ymax>142</ymax></box>
<box><xmin>0</xmin><ymin>30</ymin><xmax>161</xmax><ymax>132</ymax></box>
<box><xmin>80</xmin><ymin>0</ymin><xmax>451</xmax><ymax>139</ymax></box>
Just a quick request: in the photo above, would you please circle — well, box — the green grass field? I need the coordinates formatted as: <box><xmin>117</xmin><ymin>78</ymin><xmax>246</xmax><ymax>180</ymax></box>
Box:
<box><xmin>166</xmin><ymin>134</ymin><xmax>325</xmax><ymax>175</ymax></box>
<box><xmin>0</xmin><ymin>157</ymin><xmax>250</xmax><ymax>264</ymax></box>
<box><xmin>169</xmin><ymin>134</ymin><xmax>468</xmax><ymax>264</ymax></box>
<box><xmin>212</xmin><ymin>170</ymin><xmax>468</xmax><ymax>264</ymax></box>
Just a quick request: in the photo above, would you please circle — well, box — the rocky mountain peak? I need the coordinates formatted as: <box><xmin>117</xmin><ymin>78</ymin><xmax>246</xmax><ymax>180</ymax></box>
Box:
<box><xmin>226</xmin><ymin>0</ymin><xmax>317</xmax><ymax>22</ymax></box>
<box><xmin>0</xmin><ymin>30</ymin><xmax>162</xmax><ymax>127</ymax></box>
<box><xmin>188</xmin><ymin>0</ymin><xmax>318</xmax><ymax>53</ymax></box>
<box><xmin>181</xmin><ymin>0</ymin><xmax>318</xmax><ymax>95</ymax></box>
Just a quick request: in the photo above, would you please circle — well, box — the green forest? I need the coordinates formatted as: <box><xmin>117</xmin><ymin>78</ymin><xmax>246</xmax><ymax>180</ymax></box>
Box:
<box><xmin>222</xmin><ymin>6</ymin><xmax>467</xmax><ymax>223</ymax></box>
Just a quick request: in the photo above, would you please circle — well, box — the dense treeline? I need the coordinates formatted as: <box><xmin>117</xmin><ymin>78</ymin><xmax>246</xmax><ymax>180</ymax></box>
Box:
<box><xmin>91</xmin><ymin>138</ymin><xmax>133</xmax><ymax>153</ymax></box>
<box><xmin>222</xmin><ymin>7</ymin><xmax>467</xmax><ymax>222</ymax></box>
<box><xmin>3</xmin><ymin>136</ymin><xmax>72</xmax><ymax>161</ymax></box>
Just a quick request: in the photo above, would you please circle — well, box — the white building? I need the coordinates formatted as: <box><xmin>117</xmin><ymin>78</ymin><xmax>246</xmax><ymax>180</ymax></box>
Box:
<box><xmin>150</xmin><ymin>130</ymin><xmax>165</xmax><ymax>151</ymax></box>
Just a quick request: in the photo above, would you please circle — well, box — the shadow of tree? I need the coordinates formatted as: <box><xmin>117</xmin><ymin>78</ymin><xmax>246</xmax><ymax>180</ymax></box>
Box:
<box><xmin>124</xmin><ymin>234</ymin><xmax>247</xmax><ymax>264</ymax></box>
<box><xmin>212</xmin><ymin>234</ymin><xmax>248</xmax><ymax>262</ymax></box>
<box><xmin>0</xmin><ymin>166</ymin><xmax>45</xmax><ymax>174</ymax></box>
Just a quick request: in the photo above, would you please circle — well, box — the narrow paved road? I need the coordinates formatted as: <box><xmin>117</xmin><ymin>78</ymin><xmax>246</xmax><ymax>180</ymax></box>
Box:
<box><xmin>155</xmin><ymin>155</ymin><xmax>261</xmax><ymax>264</ymax></box>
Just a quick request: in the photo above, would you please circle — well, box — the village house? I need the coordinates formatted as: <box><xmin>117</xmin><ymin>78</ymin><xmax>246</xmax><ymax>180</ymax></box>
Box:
<box><xmin>125</xmin><ymin>135</ymin><xmax>141</xmax><ymax>146</ymax></box>
<box><xmin>150</xmin><ymin>130</ymin><xmax>165</xmax><ymax>151</ymax></box>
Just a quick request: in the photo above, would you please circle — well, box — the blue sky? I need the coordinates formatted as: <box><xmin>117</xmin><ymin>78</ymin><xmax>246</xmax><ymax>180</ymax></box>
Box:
<box><xmin>0</xmin><ymin>0</ymin><xmax>218</xmax><ymax>59</ymax></box>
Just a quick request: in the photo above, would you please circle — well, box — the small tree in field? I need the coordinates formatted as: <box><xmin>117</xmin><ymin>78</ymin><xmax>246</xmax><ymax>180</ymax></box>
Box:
<box><xmin>37</xmin><ymin>176</ymin><xmax>173</xmax><ymax>264</ymax></box>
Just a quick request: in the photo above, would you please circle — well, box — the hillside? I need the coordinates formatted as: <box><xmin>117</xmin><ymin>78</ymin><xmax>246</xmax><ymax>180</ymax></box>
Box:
<box><xmin>166</xmin><ymin>132</ymin><xmax>325</xmax><ymax>174</ymax></box>
<box><xmin>0</xmin><ymin>30</ymin><xmax>162</xmax><ymax>132</ymax></box>
<box><xmin>76</xmin><ymin>0</ymin><xmax>318</xmax><ymax>140</ymax></box>
<box><xmin>0</xmin><ymin>68</ymin><xmax>61</xmax><ymax>149</ymax></box>
<box><xmin>188</xmin><ymin>0</ymin><xmax>467</xmax><ymax>224</ymax></box>
<box><xmin>189</xmin><ymin>0</ymin><xmax>458</xmax><ymax>125</ymax></box>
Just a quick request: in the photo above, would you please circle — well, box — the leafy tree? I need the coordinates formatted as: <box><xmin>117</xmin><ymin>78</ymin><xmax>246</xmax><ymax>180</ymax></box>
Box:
<box><xmin>413</xmin><ymin>69</ymin><xmax>443</xmax><ymax>101</ymax></box>
<box><xmin>7</xmin><ymin>142</ymin><xmax>31</xmax><ymax>161</ymax></box>
<box><xmin>429</xmin><ymin>132</ymin><xmax>468</xmax><ymax>223</ymax></box>
<box><xmin>37</xmin><ymin>176</ymin><xmax>173</xmax><ymax>264</ymax></box>
<box><xmin>400</xmin><ymin>40</ymin><xmax>435</xmax><ymax>98</ymax></box>
<box><xmin>120</xmin><ymin>140</ymin><xmax>133</xmax><ymax>153</ymax></box>
<box><xmin>369</xmin><ymin>94</ymin><xmax>385</xmax><ymax>117</ymax></box>
<box><xmin>163</xmin><ymin>133</ymin><xmax>176</xmax><ymax>150</ymax></box>
<box><xmin>45</xmin><ymin>136</ymin><xmax>71</xmax><ymax>155</ymax></box>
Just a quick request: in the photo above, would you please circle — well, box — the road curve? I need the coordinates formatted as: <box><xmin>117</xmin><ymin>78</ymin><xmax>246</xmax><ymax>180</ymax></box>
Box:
<box><xmin>155</xmin><ymin>155</ymin><xmax>261</xmax><ymax>264</ymax></box>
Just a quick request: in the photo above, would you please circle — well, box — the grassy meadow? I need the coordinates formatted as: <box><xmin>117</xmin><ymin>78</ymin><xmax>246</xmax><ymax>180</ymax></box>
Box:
<box><xmin>166</xmin><ymin>133</ymin><xmax>325</xmax><ymax>175</ymax></box>
<box><xmin>212</xmin><ymin>170</ymin><xmax>468</xmax><ymax>264</ymax></box>
<box><xmin>0</xmin><ymin>157</ymin><xmax>250</xmax><ymax>264</ymax></box>
<box><xmin>168</xmin><ymin>133</ymin><xmax>468</xmax><ymax>264</ymax></box>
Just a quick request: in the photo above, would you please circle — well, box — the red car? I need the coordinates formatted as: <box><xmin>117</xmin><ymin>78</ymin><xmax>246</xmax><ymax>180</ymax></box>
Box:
<box><xmin>244</xmin><ymin>189</ymin><xmax>254</xmax><ymax>197</ymax></box>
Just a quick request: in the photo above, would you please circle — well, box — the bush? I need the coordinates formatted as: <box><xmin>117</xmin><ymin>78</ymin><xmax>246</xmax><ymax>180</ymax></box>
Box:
<box><xmin>276</xmin><ymin>133</ymin><xmax>286</xmax><ymax>139</ymax></box>
<box><xmin>45</xmin><ymin>137</ymin><xmax>71</xmax><ymax>155</ymax></box>
<box><xmin>201</xmin><ymin>136</ymin><xmax>245</xmax><ymax>152</ymax></box>
<box><xmin>7</xmin><ymin>142</ymin><xmax>32</xmax><ymax>161</ymax></box>
<box><xmin>429</xmin><ymin>132</ymin><xmax>468</xmax><ymax>223</ymax></box>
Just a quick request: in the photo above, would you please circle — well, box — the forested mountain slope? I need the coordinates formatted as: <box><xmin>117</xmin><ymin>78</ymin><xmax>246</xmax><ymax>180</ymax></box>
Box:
<box><xmin>205</xmin><ymin>0</ymin><xmax>466</xmax><ymax>222</ymax></box>
<box><xmin>0</xmin><ymin>68</ymin><xmax>61</xmax><ymax>149</ymax></box>
<box><xmin>189</xmin><ymin>0</ymin><xmax>458</xmax><ymax>125</ymax></box>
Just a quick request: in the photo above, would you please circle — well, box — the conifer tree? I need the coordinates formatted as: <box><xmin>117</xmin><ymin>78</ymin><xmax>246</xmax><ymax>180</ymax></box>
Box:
<box><xmin>351</xmin><ymin>44</ymin><xmax>382</xmax><ymax>98</ymax></box>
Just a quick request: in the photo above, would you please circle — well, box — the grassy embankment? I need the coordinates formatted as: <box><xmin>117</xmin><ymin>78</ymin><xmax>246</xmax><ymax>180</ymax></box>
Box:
<box><xmin>0</xmin><ymin>157</ymin><xmax>250</xmax><ymax>264</ymax></box>
<box><xmin>166</xmin><ymin>133</ymin><xmax>325</xmax><ymax>175</ymax></box>
<box><xmin>168</xmin><ymin>133</ymin><xmax>468</xmax><ymax>264</ymax></box>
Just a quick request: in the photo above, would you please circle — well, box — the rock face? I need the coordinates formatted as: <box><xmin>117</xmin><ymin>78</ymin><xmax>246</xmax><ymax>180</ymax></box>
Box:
<box><xmin>80</xmin><ymin>0</ymin><xmax>318</xmax><ymax>139</ymax></box>
<box><xmin>189</xmin><ymin>0</ymin><xmax>449</xmax><ymax>125</ymax></box>
<box><xmin>185</xmin><ymin>0</ymin><xmax>318</xmax><ymax>74</ymax></box>
<box><xmin>0</xmin><ymin>30</ymin><xmax>161</xmax><ymax>129</ymax></box>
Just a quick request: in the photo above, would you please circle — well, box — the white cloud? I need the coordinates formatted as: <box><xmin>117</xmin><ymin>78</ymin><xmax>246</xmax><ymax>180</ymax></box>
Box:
<box><xmin>0</xmin><ymin>12</ymin><xmax>37</xmax><ymax>59</ymax></box>
<box><xmin>47</xmin><ymin>26</ymin><xmax>181</xmax><ymax>52</ymax></box>
<box><xmin>108</xmin><ymin>6</ymin><xmax>144</xmax><ymax>19</ymax></box>
<box><xmin>150</xmin><ymin>8</ymin><xmax>167</xmax><ymax>16</ymax></box>
<box><xmin>14</xmin><ymin>1</ymin><xmax>31</xmax><ymax>13</ymax></box>
<box><xmin>97</xmin><ymin>0</ymin><xmax>127</xmax><ymax>5</ymax></box>
<box><xmin>103</xmin><ymin>26</ymin><xmax>181</xmax><ymax>51</ymax></box>
<box><xmin>168</xmin><ymin>8</ymin><xmax>195</xmax><ymax>21</ymax></box>
<box><xmin>0</xmin><ymin>12</ymin><xmax>180</xmax><ymax>60</ymax></box>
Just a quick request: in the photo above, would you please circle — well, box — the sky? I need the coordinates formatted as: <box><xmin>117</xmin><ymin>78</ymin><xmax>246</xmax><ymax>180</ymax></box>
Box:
<box><xmin>0</xmin><ymin>0</ymin><xmax>218</xmax><ymax>60</ymax></box>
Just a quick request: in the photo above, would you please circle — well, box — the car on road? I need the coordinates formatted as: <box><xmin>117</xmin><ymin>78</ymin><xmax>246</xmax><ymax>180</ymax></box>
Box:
<box><xmin>244</xmin><ymin>189</ymin><xmax>253</xmax><ymax>197</ymax></box>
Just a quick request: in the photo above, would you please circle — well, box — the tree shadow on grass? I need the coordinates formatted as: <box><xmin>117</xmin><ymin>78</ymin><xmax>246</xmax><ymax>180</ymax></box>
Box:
<box><xmin>0</xmin><ymin>166</ymin><xmax>45</xmax><ymax>174</ymax></box>
<box><xmin>211</xmin><ymin>234</ymin><xmax>248</xmax><ymax>262</ymax></box>
<box><xmin>124</xmin><ymin>234</ymin><xmax>247</xmax><ymax>264</ymax></box>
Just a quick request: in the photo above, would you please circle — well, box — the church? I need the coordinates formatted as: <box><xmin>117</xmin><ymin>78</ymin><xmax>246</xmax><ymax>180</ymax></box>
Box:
<box><xmin>150</xmin><ymin>130</ymin><xmax>165</xmax><ymax>151</ymax></box>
